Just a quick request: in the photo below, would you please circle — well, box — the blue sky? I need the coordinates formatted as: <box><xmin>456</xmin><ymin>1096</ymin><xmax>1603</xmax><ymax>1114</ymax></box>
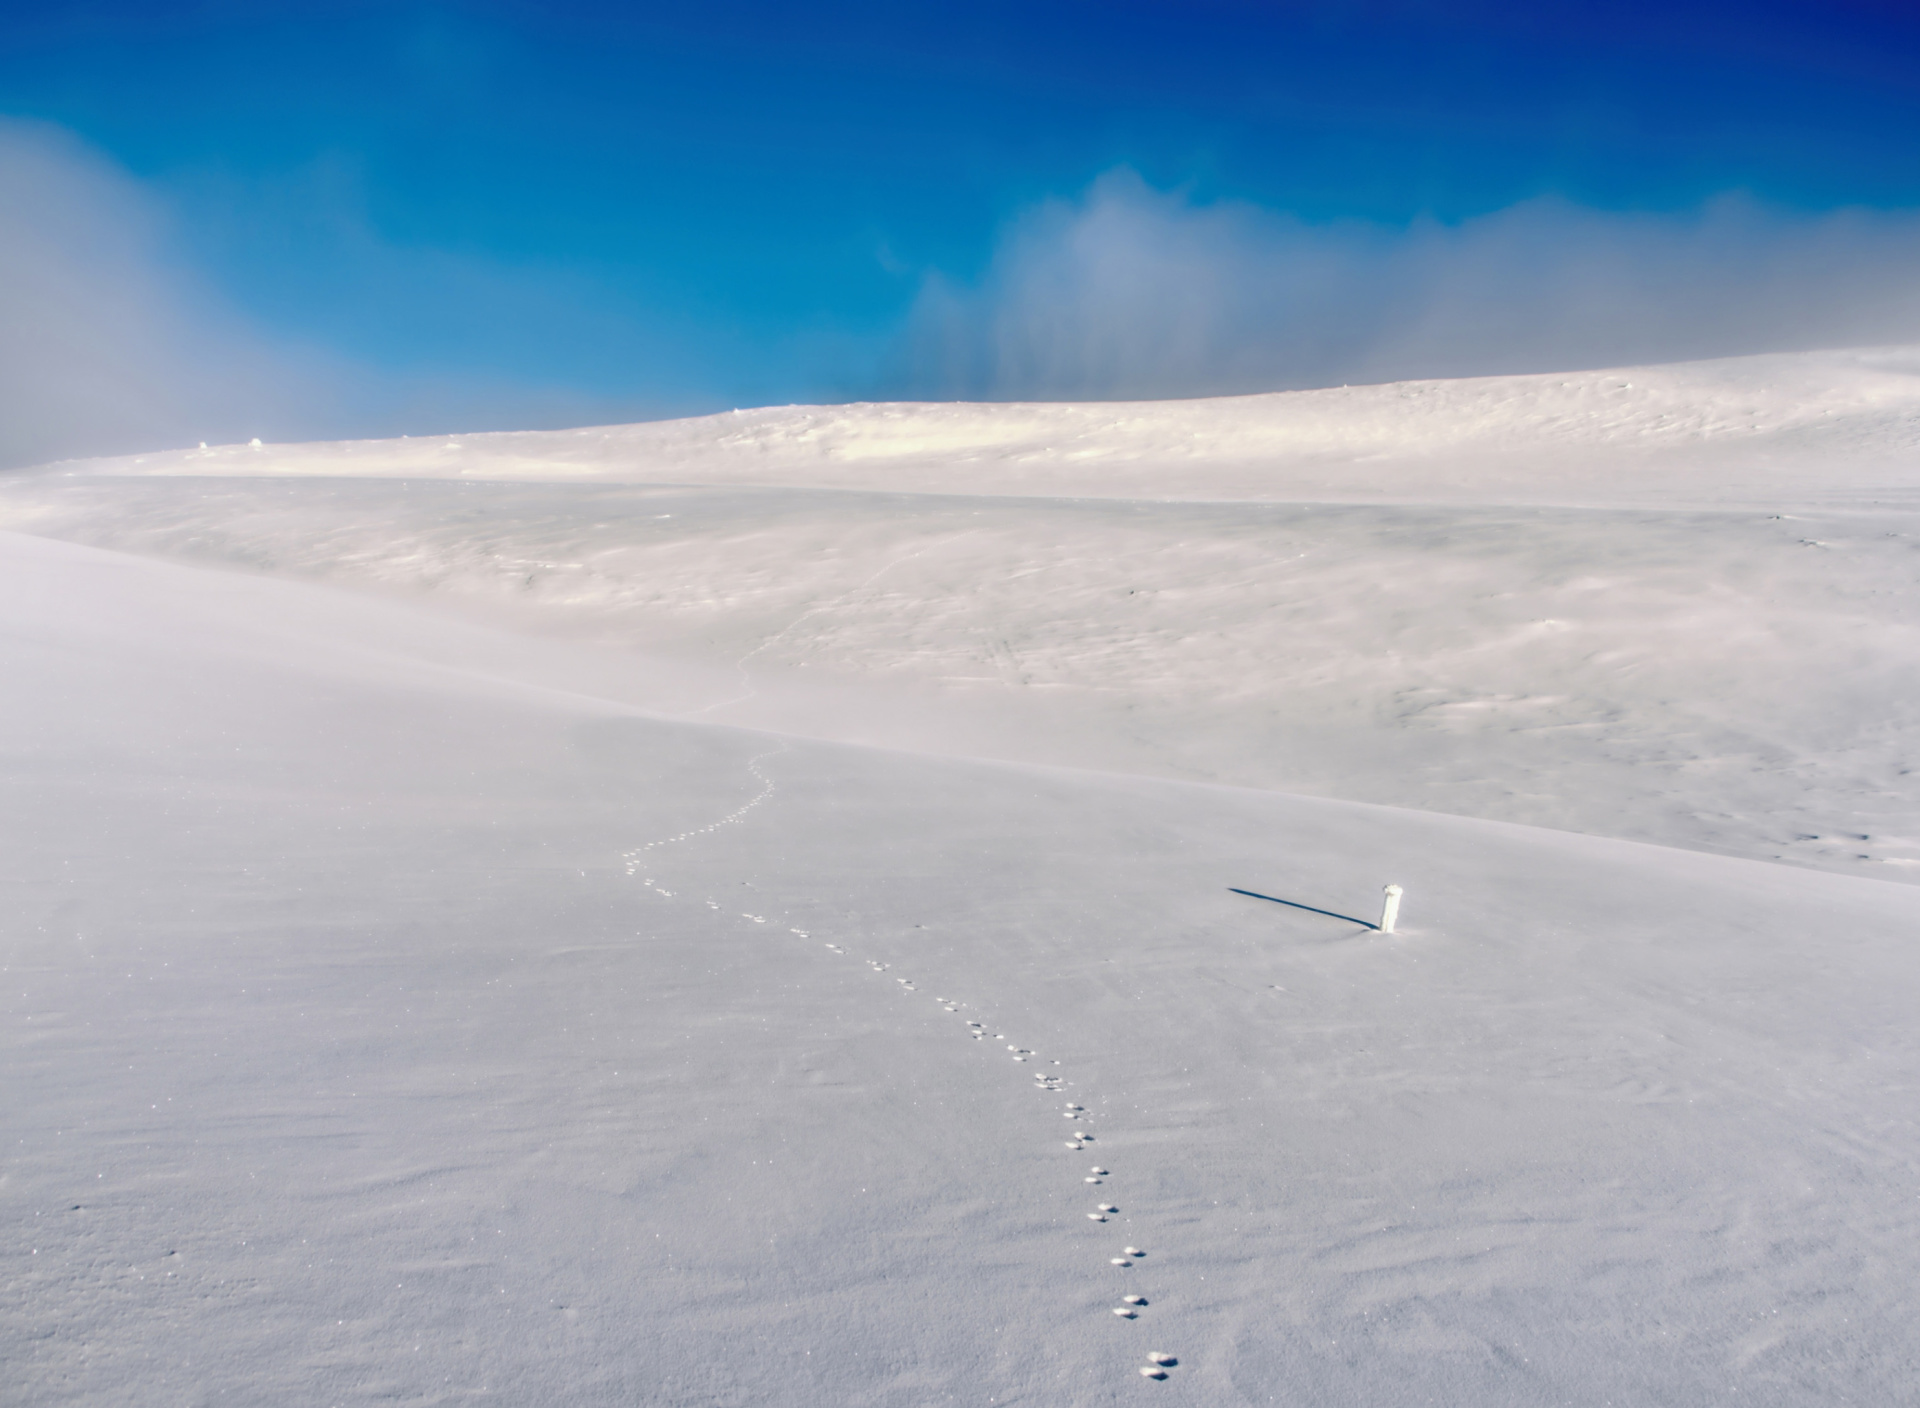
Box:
<box><xmin>5</xmin><ymin>0</ymin><xmax>1920</xmax><ymax>459</ymax></box>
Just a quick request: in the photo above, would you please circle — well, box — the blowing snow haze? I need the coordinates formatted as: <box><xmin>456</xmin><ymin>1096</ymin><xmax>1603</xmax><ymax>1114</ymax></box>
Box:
<box><xmin>900</xmin><ymin>173</ymin><xmax>1920</xmax><ymax>400</ymax></box>
<box><xmin>6</xmin><ymin>2</ymin><xmax>1920</xmax><ymax>459</ymax></box>
<box><xmin>6</xmin><ymin>3</ymin><xmax>1920</xmax><ymax>1404</ymax></box>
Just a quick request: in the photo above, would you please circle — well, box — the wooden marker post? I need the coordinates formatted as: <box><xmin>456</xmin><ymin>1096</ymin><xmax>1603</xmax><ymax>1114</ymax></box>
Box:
<box><xmin>1379</xmin><ymin>884</ymin><xmax>1403</xmax><ymax>934</ymax></box>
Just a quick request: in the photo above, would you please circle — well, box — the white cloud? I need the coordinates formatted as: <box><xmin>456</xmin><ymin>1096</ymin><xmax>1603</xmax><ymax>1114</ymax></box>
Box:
<box><xmin>0</xmin><ymin>120</ymin><xmax>676</xmax><ymax>469</ymax></box>
<box><xmin>14</xmin><ymin>120</ymin><xmax>1920</xmax><ymax>467</ymax></box>
<box><xmin>0</xmin><ymin>118</ymin><xmax>353</xmax><ymax>468</ymax></box>
<box><xmin>894</xmin><ymin>170</ymin><xmax>1920</xmax><ymax>399</ymax></box>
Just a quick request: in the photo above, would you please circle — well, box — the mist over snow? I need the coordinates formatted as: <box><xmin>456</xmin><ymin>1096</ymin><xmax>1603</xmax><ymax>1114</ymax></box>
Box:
<box><xmin>896</xmin><ymin>170</ymin><xmax>1920</xmax><ymax>400</ymax></box>
<box><xmin>0</xmin><ymin>119</ymin><xmax>344</xmax><ymax>468</ymax></box>
<box><xmin>0</xmin><ymin>120</ymin><xmax>702</xmax><ymax>471</ymax></box>
<box><xmin>14</xmin><ymin>117</ymin><xmax>1920</xmax><ymax>469</ymax></box>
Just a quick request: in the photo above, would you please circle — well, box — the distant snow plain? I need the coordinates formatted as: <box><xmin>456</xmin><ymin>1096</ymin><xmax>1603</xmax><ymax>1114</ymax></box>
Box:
<box><xmin>4</xmin><ymin>345</ymin><xmax>1918</xmax><ymax>1404</ymax></box>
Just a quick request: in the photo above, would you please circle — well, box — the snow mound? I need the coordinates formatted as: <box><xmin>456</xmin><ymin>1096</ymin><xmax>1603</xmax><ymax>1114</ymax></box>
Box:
<box><xmin>8</xmin><ymin>346</ymin><xmax>1920</xmax><ymax>879</ymax></box>
<box><xmin>52</xmin><ymin>344</ymin><xmax>1920</xmax><ymax>507</ymax></box>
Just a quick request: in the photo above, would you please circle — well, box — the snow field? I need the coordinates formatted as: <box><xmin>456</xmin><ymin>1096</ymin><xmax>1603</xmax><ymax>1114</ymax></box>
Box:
<box><xmin>3</xmin><ymin>345</ymin><xmax>1916</xmax><ymax>884</ymax></box>
<box><xmin>5</xmin><ymin>530</ymin><xmax>1918</xmax><ymax>1403</ymax></box>
<box><xmin>7</xmin><ymin>347</ymin><xmax>1920</xmax><ymax>1403</ymax></box>
<box><xmin>622</xmin><ymin>731</ymin><xmax>1174</xmax><ymax>1383</ymax></box>
<box><xmin>637</xmin><ymin>839</ymin><xmax>1181</xmax><ymax>1383</ymax></box>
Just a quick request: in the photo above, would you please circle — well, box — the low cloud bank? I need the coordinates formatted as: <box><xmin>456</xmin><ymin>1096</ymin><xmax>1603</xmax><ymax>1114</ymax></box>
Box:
<box><xmin>12</xmin><ymin>119</ymin><xmax>1920</xmax><ymax>468</ymax></box>
<box><xmin>0</xmin><ymin>120</ymin><xmax>652</xmax><ymax>470</ymax></box>
<box><xmin>893</xmin><ymin>171</ymin><xmax>1920</xmax><ymax>400</ymax></box>
<box><xmin>0</xmin><ymin>119</ymin><xmax>351</xmax><ymax>468</ymax></box>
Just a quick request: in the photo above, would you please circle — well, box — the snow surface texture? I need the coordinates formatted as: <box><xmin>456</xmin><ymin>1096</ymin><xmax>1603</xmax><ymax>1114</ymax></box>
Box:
<box><xmin>6</xmin><ymin>345</ymin><xmax>1920</xmax><ymax>876</ymax></box>
<box><xmin>3</xmin><ymin>349</ymin><xmax>1920</xmax><ymax>1404</ymax></box>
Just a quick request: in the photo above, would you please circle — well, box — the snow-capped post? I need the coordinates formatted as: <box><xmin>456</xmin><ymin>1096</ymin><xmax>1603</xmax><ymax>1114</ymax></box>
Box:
<box><xmin>1378</xmin><ymin>884</ymin><xmax>1403</xmax><ymax>934</ymax></box>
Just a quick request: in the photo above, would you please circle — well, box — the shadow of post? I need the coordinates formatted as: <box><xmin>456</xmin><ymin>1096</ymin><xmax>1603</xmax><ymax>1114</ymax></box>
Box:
<box><xmin>1228</xmin><ymin>888</ymin><xmax>1376</xmax><ymax>930</ymax></box>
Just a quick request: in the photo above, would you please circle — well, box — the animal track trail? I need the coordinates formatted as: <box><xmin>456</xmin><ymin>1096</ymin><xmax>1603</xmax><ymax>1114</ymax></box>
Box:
<box><xmin>620</xmin><ymin>742</ymin><xmax>787</xmax><ymax>871</ymax></box>
<box><xmin>621</xmin><ymin>739</ymin><xmax>1179</xmax><ymax>1387</ymax></box>
<box><xmin>915</xmin><ymin>1000</ymin><xmax>1178</xmax><ymax>1381</ymax></box>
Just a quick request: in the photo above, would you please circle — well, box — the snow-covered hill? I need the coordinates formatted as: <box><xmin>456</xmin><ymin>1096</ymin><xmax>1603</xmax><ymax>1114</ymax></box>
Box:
<box><xmin>7</xmin><ymin>346</ymin><xmax>1920</xmax><ymax>877</ymax></box>
<box><xmin>5</xmin><ymin>349</ymin><xmax>1919</xmax><ymax>1404</ymax></box>
<box><xmin>54</xmin><ymin>344</ymin><xmax>1920</xmax><ymax>506</ymax></box>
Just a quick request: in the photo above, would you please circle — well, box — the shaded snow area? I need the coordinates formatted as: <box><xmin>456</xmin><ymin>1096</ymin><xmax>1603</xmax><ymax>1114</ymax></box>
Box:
<box><xmin>5</xmin><ymin>350</ymin><xmax>1920</xmax><ymax>1405</ymax></box>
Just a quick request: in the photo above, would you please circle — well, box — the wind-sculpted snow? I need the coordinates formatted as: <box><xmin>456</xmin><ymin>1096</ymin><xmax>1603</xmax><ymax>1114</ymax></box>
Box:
<box><xmin>37</xmin><ymin>344</ymin><xmax>1920</xmax><ymax>506</ymax></box>
<box><xmin>6</xmin><ymin>382</ymin><xmax>1919</xmax><ymax>878</ymax></box>
<box><xmin>6</xmin><ymin>351</ymin><xmax>1920</xmax><ymax>1403</ymax></box>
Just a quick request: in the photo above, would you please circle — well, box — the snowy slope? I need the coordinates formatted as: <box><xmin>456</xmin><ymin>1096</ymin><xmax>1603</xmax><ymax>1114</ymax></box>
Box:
<box><xmin>6</xmin><ymin>346</ymin><xmax>1920</xmax><ymax>879</ymax></box>
<box><xmin>48</xmin><ymin>344</ymin><xmax>1920</xmax><ymax>507</ymax></box>
<box><xmin>5</xmin><ymin>531</ymin><xmax>1918</xmax><ymax>1407</ymax></box>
